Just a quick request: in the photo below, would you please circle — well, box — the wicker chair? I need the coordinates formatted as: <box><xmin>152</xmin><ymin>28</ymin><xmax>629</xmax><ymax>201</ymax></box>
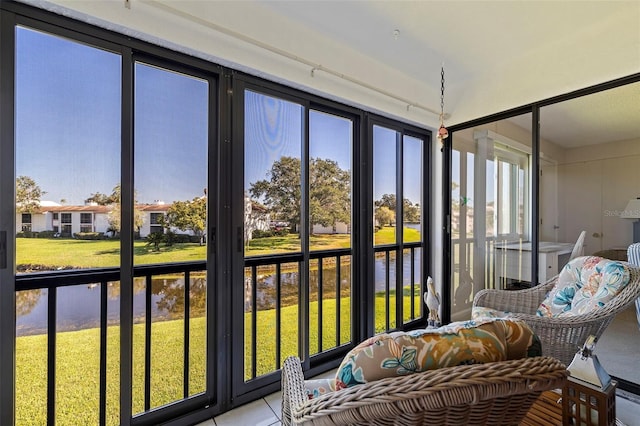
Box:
<box><xmin>281</xmin><ymin>356</ymin><xmax>567</xmax><ymax>425</ymax></box>
<box><xmin>473</xmin><ymin>261</ymin><xmax>640</xmax><ymax>365</ymax></box>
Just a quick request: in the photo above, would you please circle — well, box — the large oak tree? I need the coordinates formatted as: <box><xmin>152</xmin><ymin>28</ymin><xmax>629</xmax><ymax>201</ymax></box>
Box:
<box><xmin>249</xmin><ymin>156</ymin><xmax>350</xmax><ymax>233</ymax></box>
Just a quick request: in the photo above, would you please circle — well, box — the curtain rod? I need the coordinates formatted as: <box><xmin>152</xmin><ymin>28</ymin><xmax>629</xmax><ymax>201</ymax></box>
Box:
<box><xmin>141</xmin><ymin>0</ymin><xmax>442</xmax><ymax>116</ymax></box>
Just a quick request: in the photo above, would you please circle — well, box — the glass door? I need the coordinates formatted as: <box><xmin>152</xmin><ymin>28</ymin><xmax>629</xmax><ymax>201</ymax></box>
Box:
<box><xmin>539</xmin><ymin>82</ymin><xmax>640</xmax><ymax>390</ymax></box>
<box><xmin>449</xmin><ymin>115</ymin><xmax>533</xmax><ymax>321</ymax></box>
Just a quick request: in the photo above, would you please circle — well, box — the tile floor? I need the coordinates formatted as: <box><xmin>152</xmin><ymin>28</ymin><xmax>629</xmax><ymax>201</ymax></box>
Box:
<box><xmin>197</xmin><ymin>369</ymin><xmax>640</xmax><ymax>426</ymax></box>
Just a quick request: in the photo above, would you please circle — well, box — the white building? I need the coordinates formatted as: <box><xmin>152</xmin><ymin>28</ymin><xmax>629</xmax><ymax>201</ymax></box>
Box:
<box><xmin>17</xmin><ymin>201</ymin><xmax>171</xmax><ymax>238</ymax></box>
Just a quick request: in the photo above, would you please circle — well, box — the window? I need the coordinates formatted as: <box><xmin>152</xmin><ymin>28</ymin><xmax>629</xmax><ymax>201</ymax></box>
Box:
<box><xmin>80</xmin><ymin>213</ymin><xmax>92</xmax><ymax>233</ymax></box>
<box><xmin>494</xmin><ymin>145</ymin><xmax>529</xmax><ymax>240</ymax></box>
<box><xmin>21</xmin><ymin>213</ymin><xmax>32</xmax><ymax>232</ymax></box>
<box><xmin>60</xmin><ymin>213</ymin><xmax>72</xmax><ymax>236</ymax></box>
<box><xmin>150</xmin><ymin>212</ymin><xmax>164</xmax><ymax>234</ymax></box>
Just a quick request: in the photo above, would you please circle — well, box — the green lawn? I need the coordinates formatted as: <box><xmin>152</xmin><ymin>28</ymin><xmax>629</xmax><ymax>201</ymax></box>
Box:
<box><xmin>16</xmin><ymin>291</ymin><xmax>422</xmax><ymax>425</ymax></box>
<box><xmin>17</xmin><ymin>238</ymin><xmax>207</xmax><ymax>269</ymax></box>
<box><xmin>16</xmin><ymin>225</ymin><xmax>421</xmax><ymax>269</ymax></box>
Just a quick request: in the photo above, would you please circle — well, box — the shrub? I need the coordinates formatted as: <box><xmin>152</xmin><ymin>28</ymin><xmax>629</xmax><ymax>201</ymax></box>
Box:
<box><xmin>252</xmin><ymin>229</ymin><xmax>274</xmax><ymax>239</ymax></box>
<box><xmin>38</xmin><ymin>230</ymin><xmax>57</xmax><ymax>238</ymax></box>
<box><xmin>146</xmin><ymin>232</ymin><xmax>164</xmax><ymax>251</ymax></box>
<box><xmin>164</xmin><ymin>231</ymin><xmax>176</xmax><ymax>246</ymax></box>
<box><xmin>171</xmin><ymin>233</ymin><xmax>192</xmax><ymax>244</ymax></box>
<box><xmin>74</xmin><ymin>232</ymin><xmax>104</xmax><ymax>240</ymax></box>
<box><xmin>274</xmin><ymin>228</ymin><xmax>289</xmax><ymax>237</ymax></box>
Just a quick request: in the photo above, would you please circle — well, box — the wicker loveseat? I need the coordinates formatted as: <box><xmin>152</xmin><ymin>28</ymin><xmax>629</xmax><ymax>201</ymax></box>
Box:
<box><xmin>473</xmin><ymin>256</ymin><xmax>640</xmax><ymax>365</ymax></box>
<box><xmin>281</xmin><ymin>355</ymin><xmax>567</xmax><ymax>425</ymax></box>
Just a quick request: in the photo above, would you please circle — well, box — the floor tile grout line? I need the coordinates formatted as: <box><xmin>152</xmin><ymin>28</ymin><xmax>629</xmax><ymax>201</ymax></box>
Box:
<box><xmin>264</xmin><ymin>397</ymin><xmax>281</xmax><ymax>421</ymax></box>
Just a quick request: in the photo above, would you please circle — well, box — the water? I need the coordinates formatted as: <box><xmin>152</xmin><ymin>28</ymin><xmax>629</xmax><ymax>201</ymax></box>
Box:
<box><xmin>16</xmin><ymin>277</ymin><xmax>206</xmax><ymax>337</ymax></box>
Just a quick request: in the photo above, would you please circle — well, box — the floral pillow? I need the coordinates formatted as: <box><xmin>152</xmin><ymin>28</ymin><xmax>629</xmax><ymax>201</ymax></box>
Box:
<box><xmin>536</xmin><ymin>256</ymin><xmax>631</xmax><ymax>317</ymax></box>
<box><xmin>334</xmin><ymin>318</ymin><xmax>540</xmax><ymax>391</ymax></box>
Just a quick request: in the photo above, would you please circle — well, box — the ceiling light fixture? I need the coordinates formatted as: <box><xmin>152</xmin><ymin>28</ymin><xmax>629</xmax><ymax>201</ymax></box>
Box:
<box><xmin>437</xmin><ymin>65</ymin><xmax>449</xmax><ymax>143</ymax></box>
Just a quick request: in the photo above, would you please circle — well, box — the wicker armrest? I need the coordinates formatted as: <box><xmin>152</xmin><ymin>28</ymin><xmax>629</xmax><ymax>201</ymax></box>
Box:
<box><xmin>282</xmin><ymin>356</ymin><xmax>308</xmax><ymax>426</ymax></box>
<box><xmin>473</xmin><ymin>280</ymin><xmax>553</xmax><ymax>314</ymax></box>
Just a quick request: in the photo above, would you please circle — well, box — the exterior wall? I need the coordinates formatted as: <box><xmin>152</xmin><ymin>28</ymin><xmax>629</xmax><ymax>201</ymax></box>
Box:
<box><xmin>95</xmin><ymin>213</ymin><xmax>111</xmax><ymax>235</ymax></box>
<box><xmin>312</xmin><ymin>222</ymin><xmax>349</xmax><ymax>234</ymax></box>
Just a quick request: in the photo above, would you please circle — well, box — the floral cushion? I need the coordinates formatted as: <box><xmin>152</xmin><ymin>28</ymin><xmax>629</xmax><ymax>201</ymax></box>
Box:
<box><xmin>303</xmin><ymin>377</ymin><xmax>336</xmax><ymax>400</ymax></box>
<box><xmin>334</xmin><ymin>318</ymin><xmax>541</xmax><ymax>391</ymax></box>
<box><xmin>536</xmin><ymin>256</ymin><xmax>631</xmax><ymax>317</ymax></box>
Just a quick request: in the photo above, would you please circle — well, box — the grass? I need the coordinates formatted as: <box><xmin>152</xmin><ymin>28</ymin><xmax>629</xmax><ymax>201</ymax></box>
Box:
<box><xmin>16</xmin><ymin>225</ymin><xmax>421</xmax><ymax>268</ymax></box>
<box><xmin>16</xmin><ymin>290</ymin><xmax>422</xmax><ymax>425</ymax></box>
<box><xmin>16</xmin><ymin>238</ymin><xmax>207</xmax><ymax>269</ymax></box>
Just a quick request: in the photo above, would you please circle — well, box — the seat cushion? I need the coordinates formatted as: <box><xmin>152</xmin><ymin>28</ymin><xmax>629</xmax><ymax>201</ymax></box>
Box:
<box><xmin>536</xmin><ymin>256</ymin><xmax>631</xmax><ymax>317</ymax></box>
<box><xmin>334</xmin><ymin>318</ymin><xmax>540</xmax><ymax>390</ymax></box>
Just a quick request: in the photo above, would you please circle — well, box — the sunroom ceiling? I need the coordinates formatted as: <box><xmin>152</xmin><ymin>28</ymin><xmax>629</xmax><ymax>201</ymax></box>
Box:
<box><xmin>28</xmin><ymin>0</ymin><xmax>640</xmax><ymax>145</ymax></box>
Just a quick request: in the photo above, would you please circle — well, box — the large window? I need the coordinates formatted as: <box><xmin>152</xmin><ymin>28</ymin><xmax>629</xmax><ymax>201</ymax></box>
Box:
<box><xmin>3</xmin><ymin>4</ymin><xmax>432</xmax><ymax>425</ymax></box>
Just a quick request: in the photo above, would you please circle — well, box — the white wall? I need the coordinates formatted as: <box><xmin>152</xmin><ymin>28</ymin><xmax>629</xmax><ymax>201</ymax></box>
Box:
<box><xmin>554</xmin><ymin>138</ymin><xmax>640</xmax><ymax>253</ymax></box>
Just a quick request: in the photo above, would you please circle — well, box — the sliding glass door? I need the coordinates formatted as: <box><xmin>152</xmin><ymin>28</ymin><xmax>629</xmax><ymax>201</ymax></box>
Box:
<box><xmin>449</xmin><ymin>115</ymin><xmax>533</xmax><ymax>321</ymax></box>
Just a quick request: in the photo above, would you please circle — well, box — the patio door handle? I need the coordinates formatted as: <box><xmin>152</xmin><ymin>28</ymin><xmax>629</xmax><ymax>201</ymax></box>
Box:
<box><xmin>0</xmin><ymin>231</ymin><xmax>5</xmax><ymax>269</ymax></box>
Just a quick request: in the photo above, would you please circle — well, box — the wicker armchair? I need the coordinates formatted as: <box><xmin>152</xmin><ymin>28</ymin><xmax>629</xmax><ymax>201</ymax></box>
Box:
<box><xmin>473</xmin><ymin>262</ymin><xmax>640</xmax><ymax>365</ymax></box>
<box><xmin>281</xmin><ymin>356</ymin><xmax>567</xmax><ymax>425</ymax></box>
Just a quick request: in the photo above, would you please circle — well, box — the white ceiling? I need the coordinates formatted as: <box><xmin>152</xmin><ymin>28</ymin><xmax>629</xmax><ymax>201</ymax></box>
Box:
<box><xmin>255</xmin><ymin>0</ymin><xmax>640</xmax><ymax>147</ymax></box>
<box><xmin>30</xmin><ymin>0</ymin><xmax>640</xmax><ymax>146</ymax></box>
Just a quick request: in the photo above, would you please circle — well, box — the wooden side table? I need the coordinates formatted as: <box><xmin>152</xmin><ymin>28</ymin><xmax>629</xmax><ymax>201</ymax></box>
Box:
<box><xmin>520</xmin><ymin>390</ymin><xmax>563</xmax><ymax>426</ymax></box>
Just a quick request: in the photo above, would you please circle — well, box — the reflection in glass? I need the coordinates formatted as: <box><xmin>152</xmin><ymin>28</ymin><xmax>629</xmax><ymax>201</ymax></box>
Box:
<box><xmin>15</xmin><ymin>26</ymin><xmax>121</xmax><ymax>272</ymax></box>
<box><xmin>450</xmin><ymin>116</ymin><xmax>533</xmax><ymax>321</ymax></box>
<box><xmin>134</xmin><ymin>62</ymin><xmax>208</xmax><ymax>265</ymax></box>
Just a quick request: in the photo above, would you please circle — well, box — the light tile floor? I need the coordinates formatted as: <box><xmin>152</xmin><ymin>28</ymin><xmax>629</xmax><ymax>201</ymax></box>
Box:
<box><xmin>197</xmin><ymin>370</ymin><xmax>640</xmax><ymax>426</ymax></box>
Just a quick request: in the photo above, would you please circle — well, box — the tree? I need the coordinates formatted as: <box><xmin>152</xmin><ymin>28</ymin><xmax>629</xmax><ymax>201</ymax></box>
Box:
<box><xmin>85</xmin><ymin>191</ymin><xmax>116</xmax><ymax>205</ymax></box>
<box><xmin>375</xmin><ymin>205</ymin><xmax>395</xmax><ymax>227</ymax></box>
<box><xmin>403</xmin><ymin>201</ymin><xmax>421</xmax><ymax>223</ymax></box>
<box><xmin>249</xmin><ymin>156</ymin><xmax>351</xmax><ymax>233</ymax></box>
<box><xmin>250</xmin><ymin>156</ymin><xmax>301</xmax><ymax>231</ymax></box>
<box><xmin>375</xmin><ymin>193</ymin><xmax>397</xmax><ymax>211</ymax></box>
<box><xmin>16</xmin><ymin>176</ymin><xmax>45</xmax><ymax>213</ymax></box>
<box><xmin>309</xmin><ymin>158</ymin><xmax>351</xmax><ymax>230</ymax></box>
<box><xmin>164</xmin><ymin>196</ymin><xmax>207</xmax><ymax>245</ymax></box>
<box><xmin>375</xmin><ymin>193</ymin><xmax>421</xmax><ymax>223</ymax></box>
<box><xmin>106</xmin><ymin>184</ymin><xmax>144</xmax><ymax>235</ymax></box>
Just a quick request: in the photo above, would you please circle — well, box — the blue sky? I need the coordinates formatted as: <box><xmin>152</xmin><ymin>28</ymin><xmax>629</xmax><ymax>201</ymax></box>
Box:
<box><xmin>17</xmin><ymin>26</ymin><xmax>422</xmax><ymax>208</ymax></box>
